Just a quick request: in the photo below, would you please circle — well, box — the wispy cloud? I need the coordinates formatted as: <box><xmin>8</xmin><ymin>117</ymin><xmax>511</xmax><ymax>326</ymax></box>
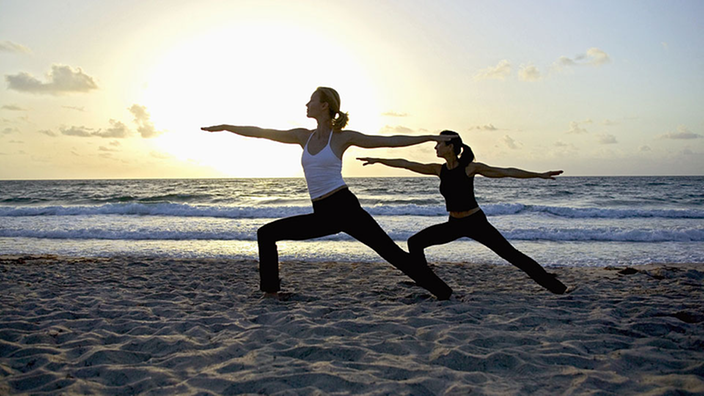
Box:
<box><xmin>98</xmin><ymin>146</ymin><xmax>119</xmax><ymax>152</ymax></box>
<box><xmin>0</xmin><ymin>40</ymin><xmax>31</xmax><ymax>54</ymax></box>
<box><xmin>129</xmin><ymin>104</ymin><xmax>163</xmax><ymax>138</ymax></box>
<box><xmin>554</xmin><ymin>48</ymin><xmax>611</xmax><ymax>71</ymax></box>
<box><xmin>62</xmin><ymin>105</ymin><xmax>85</xmax><ymax>112</ymax></box>
<box><xmin>597</xmin><ymin>133</ymin><xmax>618</xmax><ymax>144</ymax></box>
<box><xmin>474</xmin><ymin>60</ymin><xmax>512</xmax><ymax>81</ymax></box>
<box><xmin>57</xmin><ymin>105</ymin><xmax>162</xmax><ymax>139</ymax></box>
<box><xmin>60</xmin><ymin>126</ymin><xmax>96</xmax><ymax>137</ymax></box>
<box><xmin>659</xmin><ymin>126</ymin><xmax>702</xmax><ymax>140</ymax></box>
<box><xmin>6</xmin><ymin>64</ymin><xmax>98</xmax><ymax>95</ymax></box>
<box><xmin>470</xmin><ymin>124</ymin><xmax>499</xmax><ymax>131</ymax></box>
<box><xmin>1</xmin><ymin>104</ymin><xmax>27</xmax><ymax>111</ymax></box>
<box><xmin>38</xmin><ymin>129</ymin><xmax>57</xmax><ymax>137</ymax></box>
<box><xmin>566</xmin><ymin>120</ymin><xmax>592</xmax><ymax>134</ymax></box>
<box><xmin>518</xmin><ymin>63</ymin><xmax>541</xmax><ymax>82</ymax></box>
<box><xmin>502</xmin><ymin>135</ymin><xmax>521</xmax><ymax>149</ymax></box>
<box><xmin>379</xmin><ymin>125</ymin><xmax>416</xmax><ymax>135</ymax></box>
<box><xmin>381</xmin><ymin>111</ymin><xmax>408</xmax><ymax>117</ymax></box>
<box><xmin>60</xmin><ymin>121</ymin><xmax>129</xmax><ymax>139</ymax></box>
<box><xmin>150</xmin><ymin>151</ymin><xmax>172</xmax><ymax>160</ymax></box>
<box><xmin>95</xmin><ymin>120</ymin><xmax>130</xmax><ymax>138</ymax></box>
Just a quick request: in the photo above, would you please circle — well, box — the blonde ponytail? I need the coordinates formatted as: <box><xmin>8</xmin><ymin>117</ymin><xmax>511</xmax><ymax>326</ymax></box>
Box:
<box><xmin>332</xmin><ymin>111</ymin><xmax>349</xmax><ymax>130</ymax></box>
<box><xmin>316</xmin><ymin>87</ymin><xmax>349</xmax><ymax>130</ymax></box>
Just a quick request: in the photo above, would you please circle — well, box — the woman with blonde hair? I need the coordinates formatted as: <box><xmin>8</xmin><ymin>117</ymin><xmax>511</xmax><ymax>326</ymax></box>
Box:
<box><xmin>202</xmin><ymin>87</ymin><xmax>452</xmax><ymax>299</ymax></box>
<box><xmin>358</xmin><ymin>131</ymin><xmax>571</xmax><ymax>295</ymax></box>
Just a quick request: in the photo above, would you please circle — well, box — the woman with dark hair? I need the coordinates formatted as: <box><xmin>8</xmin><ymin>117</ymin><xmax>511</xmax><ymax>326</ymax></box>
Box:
<box><xmin>358</xmin><ymin>130</ymin><xmax>570</xmax><ymax>295</ymax></box>
<box><xmin>202</xmin><ymin>87</ymin><xmax>452</xmax><ymax>300</ymax></box>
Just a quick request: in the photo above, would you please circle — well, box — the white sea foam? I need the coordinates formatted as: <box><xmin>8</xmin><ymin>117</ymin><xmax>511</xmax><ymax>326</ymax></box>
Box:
<box><xmin>1</xmin><ymin>202</ymin><xmax>702</xmax><ymax>219</ymax></box>
<box><xmin>1</xmin><ymin>176</ymin><xmax>703</xmax><ymax>265</ymax></box>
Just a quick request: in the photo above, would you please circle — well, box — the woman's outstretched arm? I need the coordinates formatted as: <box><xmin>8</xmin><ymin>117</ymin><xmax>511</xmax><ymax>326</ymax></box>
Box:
<box><xmin>469</xmin><ymin>162</ymin><xmax>563</xmax><ymax>179</ymax></box>
<box><xmin>344</xmin><ymin>130</ymin><xmax>449</xmax><ymax>149</ymax></box>
<box><xmin>201</xmin><ymin>125</ymin><xmax>309</xmax><ymax>146</ymax></box>
<box><xmin>357</xmin><ymin>157</ymin><xmax>441</xmax><ymax>176</ymax></box>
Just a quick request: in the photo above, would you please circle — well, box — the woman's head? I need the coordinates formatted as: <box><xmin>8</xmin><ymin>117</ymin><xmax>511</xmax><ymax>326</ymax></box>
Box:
<box><xmin>438</xmin><ymin>130</ymin><xmax>474</xmax><ymax>166</ymax></box>
<box><xmin>314</xmin><ymin>87</ymin><xmax>349</xmax><ymax>130</ymax></box>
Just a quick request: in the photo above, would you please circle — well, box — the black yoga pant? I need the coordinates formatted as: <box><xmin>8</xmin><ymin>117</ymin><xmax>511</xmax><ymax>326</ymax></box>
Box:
<box><xmin>407</xmin><ymin>210</ymin><xmax>567</xmax><ymax>294</ymax></box>
<box><xmin>257</xmin><ymin>188</ymin><xmax>452</xmax><ymax>299</ymax></box>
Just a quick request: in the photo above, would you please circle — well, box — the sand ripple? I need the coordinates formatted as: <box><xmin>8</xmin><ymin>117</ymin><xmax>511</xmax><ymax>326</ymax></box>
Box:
<box><xmin>1</xmin><ymin>255</ymin><xmax>703</xmax><ymax>395</ymax></box>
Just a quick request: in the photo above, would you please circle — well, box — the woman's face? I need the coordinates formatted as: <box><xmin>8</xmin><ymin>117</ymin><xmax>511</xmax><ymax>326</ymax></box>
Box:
<box><xmin>306</xmin><ymin>91</ymin><xmax>327</xmax><ymax>119</ymax></box>
<box><xmin>435</xmin><ymin>140</ymin><xmax>453</xmax><ymax>158</ymax></box>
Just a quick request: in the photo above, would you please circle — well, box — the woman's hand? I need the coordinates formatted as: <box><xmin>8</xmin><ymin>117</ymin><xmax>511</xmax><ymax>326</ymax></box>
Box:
<box><xmin>356</xmin><ymin>157</ymin><xmax>380</xmax><ymax>166</ymax></box>
<box><xmin>433</xmin><ymin>135</ymin><xmax>453</xmax><ymax>143</ymax></box>
<box><xmin>201</xmin><ymin>125</ymin><xmax>226</xmax><ymax>132</ymax></box>
<box><xmin>541</xmin><ymin>170</ymin><xmax>564</xmax><ymax>179</ymax></box>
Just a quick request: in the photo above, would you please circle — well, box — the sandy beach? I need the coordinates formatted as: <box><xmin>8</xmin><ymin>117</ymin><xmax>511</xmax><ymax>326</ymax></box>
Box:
<box><xmin>0</xmin><ymin>255</ymin><xmax>702</xmax><ymax>395</ymax></box>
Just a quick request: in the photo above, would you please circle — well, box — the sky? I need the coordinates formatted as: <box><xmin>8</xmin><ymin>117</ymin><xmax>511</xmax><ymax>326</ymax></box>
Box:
<box><xmin>1</xmin><ymin>0</ymin><xmax>703</xmax><ymax>179</ymax></box>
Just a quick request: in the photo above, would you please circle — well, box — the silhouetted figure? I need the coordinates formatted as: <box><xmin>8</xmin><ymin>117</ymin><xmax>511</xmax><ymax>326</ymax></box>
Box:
<box><xmin>202</xmin><ymin>87</ymin><xmax>452</xmax><ymax>299</ymax></box>
<box><xmin>358</xmin><ymin>131</ymin><xmax>570</xmax><ymax>294</ymax></box>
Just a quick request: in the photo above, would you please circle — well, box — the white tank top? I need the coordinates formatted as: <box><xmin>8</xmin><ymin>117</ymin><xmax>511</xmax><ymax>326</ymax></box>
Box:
<box><xmin>301</xmin><ymin>131</ymin><xmax>346</xmax><ymax>200</ymax></box>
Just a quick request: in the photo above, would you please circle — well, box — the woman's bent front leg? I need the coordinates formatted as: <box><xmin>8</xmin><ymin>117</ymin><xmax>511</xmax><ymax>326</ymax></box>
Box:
<box><xmin>257</xmin><ymin>213</ymin><xmax>338</xmax><ymax>292</ymax></box>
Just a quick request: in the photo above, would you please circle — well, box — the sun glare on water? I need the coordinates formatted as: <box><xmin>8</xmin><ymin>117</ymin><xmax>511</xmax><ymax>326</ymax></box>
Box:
<box><xmin>139</xmin><ymin>18</ymin><xmax>382</xmax><ymax>178</ymax></box>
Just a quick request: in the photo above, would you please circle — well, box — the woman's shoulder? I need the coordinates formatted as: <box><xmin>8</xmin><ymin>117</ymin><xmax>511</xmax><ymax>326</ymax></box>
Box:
<box><xmin>464</xmin><ymin>162</ymin><xmax>488</xmax><ymax>176</ymax></box>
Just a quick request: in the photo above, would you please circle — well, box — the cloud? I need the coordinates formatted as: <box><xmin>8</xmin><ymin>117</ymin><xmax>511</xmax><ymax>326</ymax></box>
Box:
<box><xmin>0</xmin><ymin>40</ymin><xmax>31</xmax><ymax>54</ymax></box>
<box><xmin>379</xmin><ymin>125</ymin><xmax>416</xmax><ymax>135</ymax></box>
<box><xmin>639</xmin><ymin>145</ymin><xmax>651</xmax><ymax>152</ymax></box>
<box><xmin>62</xmin><ymin>105</ymin><xmax>85</xmax><ymax>112</ymax></box>
<box><xmin>60</xmin><ymin>123</ymin><xmax>128</xmax><ymax>139</ymax></box>
<box><xmin>597</xmin><ymin>133</ymin><xmax>618</xmax><ymax>144</ymax></box>
<box><xmin>473</xmin><ymin>60</ymin><xmax>512</xmax><ymax>81</ymax></box>
<box><xmin>2</xmin><ymin>104</ymin><xmax>26</xmax><ymax>111</ymax></box>
<box><xmin>150</xmin><ymin>151</ymin><xmax>172</xmax><ymax>159</ymax></box>
<box><xmin>129</xmin><ymin>104</ymin><xmax>162</xmax><ymax>138</ymax></box>
<box><xmin>98</xmin><ymin>146</ymin><xmax>119</xmax><ymax>152</ymax></box>
<box><xmin>518</xmin><ymin>63</ymin><xmax>541</xmax><ymax>82</ymax></box>
<box><xmin>659</xmin><ymin>126</ymin><xmax>702</xmax><ymax>140</ymax></box>
<box><xmin>38</xmin><ymin>129</ymin><xmax>57</xmax><ymax>137</ymax></box>
<box><xmin>554</xmin><ymin>48</ymin><xmax>610</xmax><ymax>71</ymax></box>
<box><xmin>382</xmin><ymin>111</ymin><xmax>409</xmax><ymax>117</ymax></box>
<box><xmin>60</xmin><ymin>126</ymin><xmax>96</xmax><ymax>137</ymax></box>
<box><xmin>57</xmin><ymin>105</ymin><xmax>161</xmax><ymax>139</ymax></box>
<box><xmin>602</xmin><ymin>119</ymin><xmax>620</xmax><ymax>126</ymax></box>
<box><xmin>94</xmin><ymin>120</ymin><xmax>130</xmax><ymax>138</ymax></box>
<box><xmin>566</xmin><ymin>120</ymin><xmax>592</xmax><ymax>134</ymax></box>
<box><xmin>6</xmin><ymin>64</ymin><xmax>98</xmax><ymax>95</ymax></box>
<box><xmin>502</xmin><ymin>135</ymin><xmax>521</xmax><ymax>149</ymax></box>
<box><xmin>584</xmin><ymin>48</ymin><xmax>610</xmax><ymax>66</ymax></box>
<box><xmin>2</xmin><ymin>127</ymin><xmax>19</xmax><ymax>135</ymax></box>
<box><xmin>471</xmin><ymin>124</ymin><xmax>499</xmax><ymax>131</ymax></box>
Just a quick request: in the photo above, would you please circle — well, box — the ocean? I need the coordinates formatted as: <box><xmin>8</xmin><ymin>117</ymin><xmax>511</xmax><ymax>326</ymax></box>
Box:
<box><xmin>0</xmin><ymin>176</ymin><xmax>702</xmax><ymax>267</ymax></box>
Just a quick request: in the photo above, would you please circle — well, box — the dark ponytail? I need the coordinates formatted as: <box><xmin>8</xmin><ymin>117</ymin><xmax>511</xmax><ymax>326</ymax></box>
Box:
<box><xmin>440</xmin><ymin>130</ymin><xmax>474</xmax><ymax>167</ymax></box>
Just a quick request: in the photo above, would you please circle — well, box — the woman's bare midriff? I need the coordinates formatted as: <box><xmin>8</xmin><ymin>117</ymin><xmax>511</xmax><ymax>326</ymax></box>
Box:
<box><xmin>449</xmin><ymin>207</ymin><xmax>481</xmax><ymax>218</ymax></box>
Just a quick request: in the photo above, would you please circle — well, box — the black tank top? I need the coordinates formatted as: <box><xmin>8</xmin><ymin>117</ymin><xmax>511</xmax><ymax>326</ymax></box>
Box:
<box><xmin>439</xmin><ymin>164</ymin><xmax>479</xmax><ymax>211</ymax></box>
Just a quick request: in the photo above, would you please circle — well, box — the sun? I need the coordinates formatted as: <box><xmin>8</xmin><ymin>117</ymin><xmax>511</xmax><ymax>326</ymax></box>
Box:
<box><xmin>136</xmin><ymin>18</ymin><xmax>383</xmax><ymax>177</ymax></box>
